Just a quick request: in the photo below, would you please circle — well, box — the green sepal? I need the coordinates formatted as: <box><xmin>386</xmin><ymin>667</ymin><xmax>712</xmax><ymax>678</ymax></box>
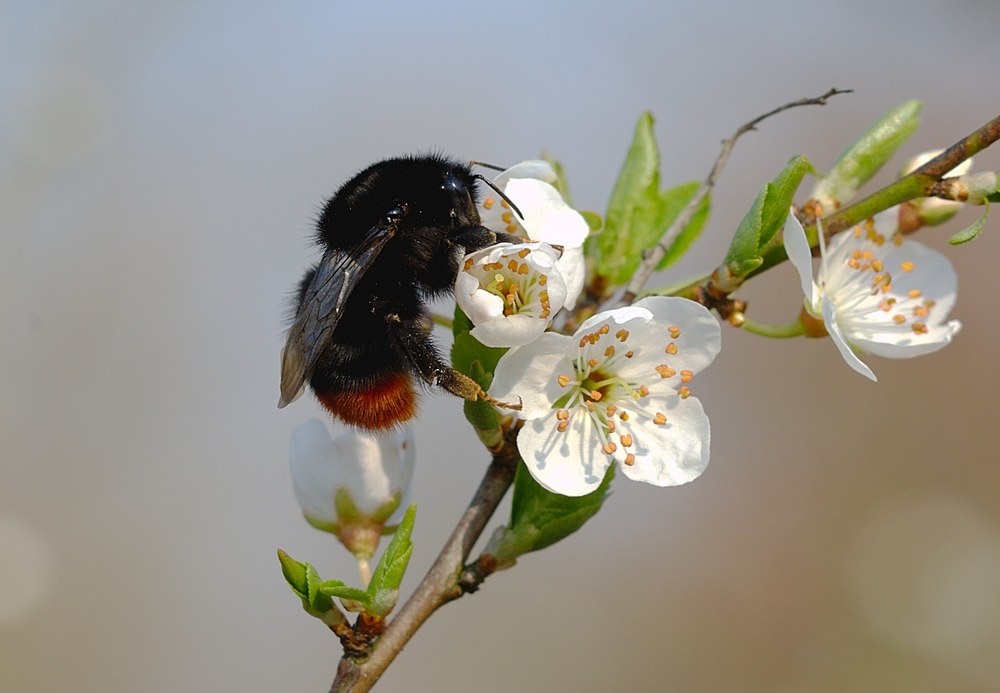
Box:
<box><xmin>811</xmin><ymin>100</ymin><xmax>922</xmax><ymax>208</ymax></box>
<box><xmin>949</xmin><ymin>200</ymin><xmax>989</xmax><ymax>245</ymax></box>
<box><xmin>987</xmin><ymin>191</ymin><xmax>1000</xmax><ymax>203</ymax></box>
<box><xmin>333</xmin><ymin>486</ymin><xmax>363</xmax><ymax>524</ymax></box>
<box><xmin>366</xmin><ymin>504</ymin><xmax>416</xmax><ymax>617</ymax></box>
<box><xmin>723</xmin><ymin>155</ymin><xmax>810</xmax><ymax>278</ymax></box>
<box><xmin>277</xmin><ymin>549</ymin><xmax>343</xmax><ymax>624</ymax></box>
<box><xmin>318</xmin><ymin>580</ymin><xmax>373</xmax><ymax>606</ymax></box>
<box><xmin>498</xmin><ymin>461</ymin><xmax>615</xmax><ymax>561</ymax></box>
<box><xmin>462</xmin><ymin>360</ymin><xmax>500</xmax><ymax>433</ymax></box>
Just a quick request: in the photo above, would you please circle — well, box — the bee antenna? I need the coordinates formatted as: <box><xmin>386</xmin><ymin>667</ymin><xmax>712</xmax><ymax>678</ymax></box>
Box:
<box><xmin>468</xmin><ymin>160</ymin><xmax>506</xmax><ymax>172</ymax></box>
<box><xmin>471</xmin><ymin>173</ymin><xmax>524</xmax><ymax>221</ymax></box>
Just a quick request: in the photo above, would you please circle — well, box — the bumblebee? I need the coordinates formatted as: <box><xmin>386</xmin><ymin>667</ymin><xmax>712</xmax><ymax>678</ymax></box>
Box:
<box><xmin>279</xmin><ymin>154</ymin><xmax>520</xmax><ymax>429</ymax></box>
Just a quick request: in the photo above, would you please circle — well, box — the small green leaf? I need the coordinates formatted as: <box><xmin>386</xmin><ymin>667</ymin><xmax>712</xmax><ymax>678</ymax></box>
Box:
<box><xmin>723</xmin><ymin>156</ymin><xmax>809</xmax><ymax>280</ymax></box>
<box><xmin>541</xmin><ymin>151</ymin><xmax>572</xmax><ymax>205</ymax></box>
<box><xmin>278</xmin><ymin>550</ymin><xmax>341</xmax><ymax>621</ymax></box>
<box><xmin>949</xmin><ymin>200</ymin><xmax>989</xmax><ymax>245</ymax></box>
<box><xmin>277</xmin><ymin>549</ymin><xmax>309</xmax><ymax>598</ymax></box>
<box><xmin>812</xmin><ymin>100</ymin><xmax>922</xmax><ymax>208</ymax></box>
<box><xmin>654</xmin><ymin>183</ymin><xmax>711</xmax><ymax>271</ymax></box>
<box><xmin>451</xmin><ymin>312</ymin><xmax>507</xmax><ymax>377</ymax></box>
<box><xmin>758</xmin><ymin>155</ymin><xmax>810</xmax><ymax>248</ymax></box>
<box><xmin>593</xmin><ymin>112</ymin><xmax>661</xmax><ymax>285</ymax></box>
<box><xmin>504</xmin><ymin>461</ymin><xmax>615</xmax><ymax>557</ymax></box>
<box><xmin>580</xmin><ymin>210</ymin><xmax>603</xmax><ymax>233</ymax></box>
<box><xmin>366</xmin><ymin>504</ymin><xmax>416</xmax><ymax>616</ymax></box>
<box><xmin>319</xmin><ymin>580</ymin><xmax>373</xmax><ymax>606</ymax></box>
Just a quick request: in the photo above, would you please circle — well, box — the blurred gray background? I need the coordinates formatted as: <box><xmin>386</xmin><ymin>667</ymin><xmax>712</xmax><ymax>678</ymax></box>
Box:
<box><xmin>2</xmin><ymin>1</ymin><xmax>999</xmax><ymax>691</ymax></box>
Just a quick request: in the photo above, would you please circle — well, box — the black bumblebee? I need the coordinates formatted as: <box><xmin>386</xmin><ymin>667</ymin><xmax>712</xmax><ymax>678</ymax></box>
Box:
<box><xmin>279</xmin><ymin>154</ymin><xmax>521</xmax><ymax>429</ymax></box>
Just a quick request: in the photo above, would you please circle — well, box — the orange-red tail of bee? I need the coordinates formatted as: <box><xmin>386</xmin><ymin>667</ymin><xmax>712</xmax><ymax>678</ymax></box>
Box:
<box><xmin>316</xmin><ymin>372</ymin><xmax>417</xmax><ymax>430</ymax></box>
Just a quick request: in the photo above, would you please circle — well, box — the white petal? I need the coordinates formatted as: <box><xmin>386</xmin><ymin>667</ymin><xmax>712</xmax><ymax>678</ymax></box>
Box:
<box><xmin>604</xmin><ymin>297</ymin><xmax>720</xmax><ymax>387</ymax></box>
<box><xmin>288</xmin><ymin>420</ymin><xmax>414</xmax><ymax>520</ymax></box>
<box><xmin>470</xmin><ymin>313</ymin><xmax>550</xmax><ymax>348</ymax></box>
<box><xmin>783</xmin><ymin>210</ymin><xmax>818</xmax><ymax>306</ymax></box>
<box><xmin>578</xmin><ymin>304</ymin><xmax>654</xmax><ymax>334</ymax></box>
<box><xmin>517</xmin><ymin>412</ymin><xmax>612</xmax><ymax>497</ymax></box>
<box><xmin>289</xmin><ymin>419</ymin><xmax>340</xmax><ymax>522</ymax></box>
<box><xmin>503</xmin><ymin>178</ymin><xmax>589</xmax><ymax>247</ymax></box>
<box><xmin>490</xmin><ymin>332</ymin><xmax>574</xmax><ymax>419</ymax></box>
<box><xmin>494</xmin><ymin>159</ymin><xmax>559</xmax><ymax>189</ymax></box>
<box><xmin>557</xmin><ymin>245</ymin><xmax>586</xmax><ymax>309</ymax></box>
<box><xmin>853</xmin><ymin>320</ymin><xmax>962</xmax><ymax>359</ymax></box>
<box><xmin>616</xmin><ymin>395</ymin><xmax>710</xmax><ymax>487</ymax></box>
<box><xmin>455</xmin><ymin>274</ymin><xmax>505</xmax><ymax>323</ymax></box>
<box><xmin>822</xmin><ymin>296</ymin><xmax>877</xmax><ymax>381</ymax></box>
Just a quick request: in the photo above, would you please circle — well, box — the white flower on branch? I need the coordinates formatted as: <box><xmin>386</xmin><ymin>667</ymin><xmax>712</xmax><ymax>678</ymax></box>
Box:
<box><xmin>455</xmin><ymin>242</ymin><xmax>567</xmax><ymax>348</ymax></box>
<box><xmin>784</xmin><ymin>208</ymin><xmax>962</xmax><ymax>381</ymax></box>
<box><xmin>479</xmin><ymin>160</ymin><xmax>589</xmax><ymax>308</ymax></box>
<box><xmin>489</xmin><ymin>296</ymin><xmax>720</xmax><ymax>497</ymax></box>
<box><xmin>289</xmin><ymin>419</ymin><xmax>414</xmax><ymax>558</ymax></box>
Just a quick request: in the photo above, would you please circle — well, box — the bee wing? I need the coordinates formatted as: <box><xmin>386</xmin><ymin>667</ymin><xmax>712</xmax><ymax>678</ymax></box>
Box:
<box><xmin>278</xmin><ymin>223</ymin><xmax>395</xmax><ymax>408</ymax></box>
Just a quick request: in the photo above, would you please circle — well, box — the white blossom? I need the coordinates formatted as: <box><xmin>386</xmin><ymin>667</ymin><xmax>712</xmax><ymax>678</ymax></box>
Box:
<box><xmin>479</xmin><ymin>160</ymin><xmax>589</xmax><ymax>308</ymax></box>
<box><xmin>784</xmin><ymin>208</ymin><xmax>961</xmax><ymax>381</ymax></box>
<box><xmin>489</xmin><ymin>296</ymin><xmax>720</xmax><ymax>496</ymax></box>
<box><xmin>455</xmin><ymin>242</ymin><xmax>567</xmax><ymax>348</ymax></box>
<box><xmin>289</xmin><ymin>419</ymin><xmax>414</xmax><ymax>556</ymax></box>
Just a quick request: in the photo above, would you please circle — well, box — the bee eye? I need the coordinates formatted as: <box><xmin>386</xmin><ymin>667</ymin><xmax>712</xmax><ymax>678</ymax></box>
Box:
<box><xmin>386</xmin><ymin>204</ymin><xmax>407</xmax><ymax>220</ymax></box>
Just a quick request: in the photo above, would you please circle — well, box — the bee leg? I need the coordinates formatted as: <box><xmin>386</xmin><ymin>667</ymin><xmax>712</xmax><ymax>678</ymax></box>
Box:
<box><xmin>388</xmin><ymin>314</ymin><xmax>522</xmax><ymax>411</ymax></box>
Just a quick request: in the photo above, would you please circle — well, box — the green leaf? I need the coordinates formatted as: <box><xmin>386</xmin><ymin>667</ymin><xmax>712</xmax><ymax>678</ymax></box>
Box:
<box><xmin>654</xmin><ymin>183</ymin><xmax>711</xmax><ymax>271</ymax></box>
<box><xmin>502</xmin><ymin>461</ymin><xmax>615</xmax><ymax>558</ymax></box>
<box><xmin>593</xmin><ymin>112</ymin><xmax>661</xmax><ymax>285</ymax></box>
<box><xmin>723</xmin><ymin>156</ymin><xmax>809</xmax><ymax>280</ymax></box>
<box><xmin>451</xmin><ymin>308</ymin><xmax>506</xmax><ymax>375</ymax></box>
<box><xmin>949</xmin><ymin>200</ymin><xmax>989</xmax><ymax>245</ymax></box>
<box><xmin>277</xmin><ymin>550</ymin><xmax>341</xmax><ymax>622</ymax></box>
<box><xmin>319</xmin><ymin>580</ymin><xmax>373</xmax><ymax>606</ymax></box>
<box><xmin>541</xmin><ymin>151</ymin><xmax>572</xmax><ymax>206</ymax></box>
<box><xmin>580</xmin><ymin>210</ymin><xmax>603</xmax><ymax>233</ymax></box>
<box><xmin>811</xmin><ymin>100</ymin><xmax>922</xmax><ymax>208</ymax></box>
<box><xmin>366</xmin><ymin>504</ymin><xmax>416</xmax><ymax>616</ymax></box>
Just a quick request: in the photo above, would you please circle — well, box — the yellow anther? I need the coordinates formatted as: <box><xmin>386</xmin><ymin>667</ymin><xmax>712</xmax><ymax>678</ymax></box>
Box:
<box><xmin>669</xmin><ymin>326</ymin><xmax>681</xmax><ymax>339</ymax></box>
<box><xmin>678</xmin><ymin>386</ymin><xmax>691</xmax><ymax>399</ymax></box>
<box><xmin>620</xmin><ymin>433</ymin><xmax>633</xmax><ymax>448</ymax></box>
<box><xmin>557</xmin><ymin>419</ymin><xmax>569</xmax><ymax>432</ymax></box>
<box><xmin>616</xmin><ymin>329</ymin><xmax>629</xmax><ymax>341</ymax></box>
<box><xmin>625</xmin><ymin>351</ymin><xmax>634</xmax><ymax>358</ymax></box>
<box><xmin>589</xmin><ymin>389</ymin><xmax>603</xmax><ymax>401</ymax></box>
<box><xmin>624</xmin><ymin>453</ymin><xmax>636</xmax><ymax>466</ymax></box>
<box><xmin>558</xmin><ymin>374</ymin><xmax>572</xmax><ymax>387</ymax></box>
<box><xmin>588</xmin><ymin>358</ymin><xmax>599</xmax><ymax>368</ymax></box>
<box><xmin>655</xmin><ymin>365</ymin><xmax>676</xmax><ymax>379</ymax></box>
<box><xmin>901</xmin><ymin>260</ymin><xmax>914</xmax><ymax>272</ymax></box>
<box><xmin>893</xmin><ymin>314</ymin><xmax>907</xmax><ymax>324</ymax></box>
<box><xmin>556</xmin><ymin>409</ymin><xmax>569</xmax><ymax>421</ymax></box>
<box><xmin>666</xmin><ymin>343</ymin><xmax>678</xmax><ymax>355</ymax></box>
<box><xmin>908</xmin><ymin>289</ymin><xmax>922</xmax><ymax>299</ymax></box>
<box><xmin>680</xmin><ymin>370</ymin><xmax>693</xmax><ymax>383</ymax></box>
<box><xmin>483</xmin><ymin>197</ymin><xmax>495</xmax><ymax>210</ymax></box>
<box><xmin>653</xmin><ymin>412</ymin><xmax>667</xmax><ymax>425</ymax></box>
<box><xmin>605</xmin><ymin>346</ymin><xmax>616</xmax><ymax>357</ymax></box>
<box><xmin>870</xmin><ymin>259</ymin><xmax>883</xmax><ymax>272</ymax></box>
<box><xmin>912</xmin><ymin>322</ymin><xmax>928</xmax><ymax>335</ymax></box>
<box><xmin>598</xmin><ymin>324</ymin><xmax>611</xmax><ymax>335</ymax></box>
<box><xmin>602</xmin><ymin>441</ymin><xmax>617</xmax><ymax>455</ymax></box>
<box><xmin>517</xmin><ymin>247</ymin><xmax>530</xmax><ymax>258</ymax></box>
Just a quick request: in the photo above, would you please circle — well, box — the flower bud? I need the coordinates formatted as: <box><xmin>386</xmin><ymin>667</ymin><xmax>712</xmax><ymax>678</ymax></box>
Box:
<box><xmin>289</xmin><ymin>419</ymin><xmax>414</xmax><ymax>559</ymax></box>
<box><xmin>900</xmin><ymin>149</ymin><xmax>974</xmax><ymax>227</ymax></box>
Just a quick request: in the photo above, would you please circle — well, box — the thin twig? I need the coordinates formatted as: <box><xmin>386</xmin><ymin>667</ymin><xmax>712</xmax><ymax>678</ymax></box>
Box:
<box><xmin>620</xmin><ymin>88</ymin><xmax>851</xmax><ymax>305</ymax></box>
<box><xmin>331</xmin><ymin>429</ymin><xmax>521</xmax><ymax>693</ymax></box>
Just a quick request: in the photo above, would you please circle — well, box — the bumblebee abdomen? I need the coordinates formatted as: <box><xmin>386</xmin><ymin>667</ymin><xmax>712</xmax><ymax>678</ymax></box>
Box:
<box><xmin>315</xmin><ymin>371</ymin><xmax>417</xmax><ymax>429</ymax></box>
